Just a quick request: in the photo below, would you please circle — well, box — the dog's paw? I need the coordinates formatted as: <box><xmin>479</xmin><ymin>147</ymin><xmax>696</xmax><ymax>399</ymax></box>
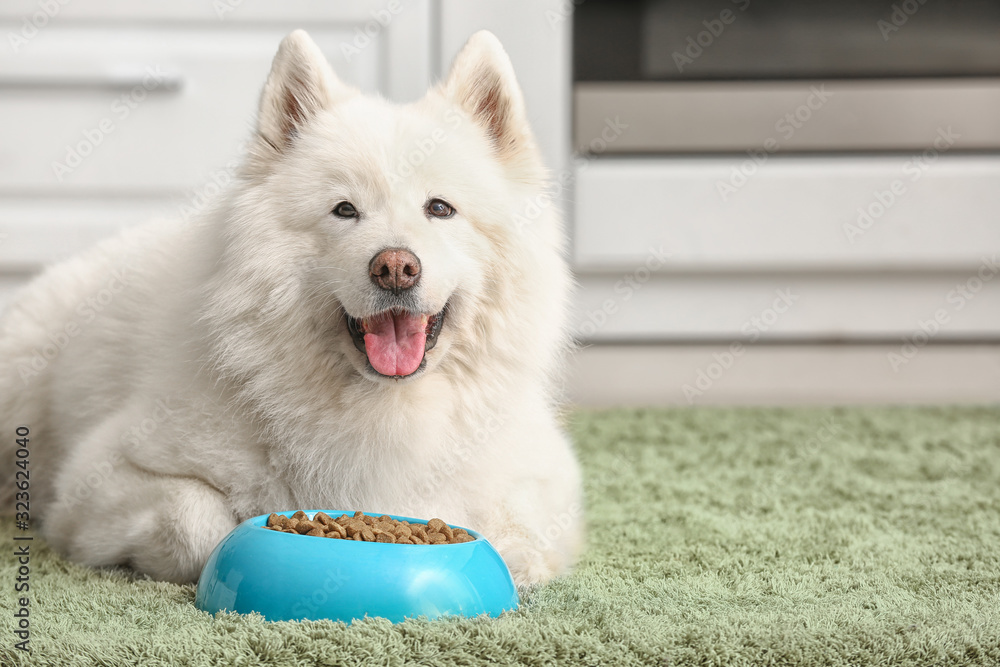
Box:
<box><xmin>500</xmin><ymin>544</ymin><xmax>556</xmax><ymax>589</ymax></box>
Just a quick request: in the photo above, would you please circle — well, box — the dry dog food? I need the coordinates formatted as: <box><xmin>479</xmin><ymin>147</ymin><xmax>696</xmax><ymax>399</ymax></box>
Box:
<box><xmin>263</xmin><ymin>511</ymin><xmax>476</xmax><ymax>544</ymax></box>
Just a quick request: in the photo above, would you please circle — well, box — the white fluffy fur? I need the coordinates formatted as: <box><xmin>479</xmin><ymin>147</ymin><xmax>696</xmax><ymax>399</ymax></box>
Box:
<box><xmin>0</xmin><ymin>31</ymin><xmax>582</xmax><ymax>587</ymax></box>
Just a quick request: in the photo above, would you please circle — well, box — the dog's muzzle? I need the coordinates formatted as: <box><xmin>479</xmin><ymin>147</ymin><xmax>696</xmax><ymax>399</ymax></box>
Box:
<box><xmin>346</xmin><ymin>306</ymin><xmax>446</xmax><ymax>379</ymax></box>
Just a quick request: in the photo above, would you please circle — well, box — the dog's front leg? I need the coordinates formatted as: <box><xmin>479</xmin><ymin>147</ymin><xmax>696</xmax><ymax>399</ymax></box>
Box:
<box><xmin>42</xmin><ymin>416</ymin><xmax>237</xmax><ymax>583</ymax></box>
<box><xmin>487</xmin><ymin>509</ymin><xmax>585</xmax><ymax>589</ymax></box>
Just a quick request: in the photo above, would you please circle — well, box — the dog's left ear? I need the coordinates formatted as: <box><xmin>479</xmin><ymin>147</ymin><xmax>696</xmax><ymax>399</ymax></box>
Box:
<box><xmin>443</xmin><ymin>31</ymin><xmax>543</xmax><ymax>171</ymax></box>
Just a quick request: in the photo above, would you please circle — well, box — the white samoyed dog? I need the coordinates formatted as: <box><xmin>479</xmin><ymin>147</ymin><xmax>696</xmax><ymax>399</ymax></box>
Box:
<box><xmin>0</xmin><ymin>30</ymin><xmax>583</xmax><ymax>587</ymax></box>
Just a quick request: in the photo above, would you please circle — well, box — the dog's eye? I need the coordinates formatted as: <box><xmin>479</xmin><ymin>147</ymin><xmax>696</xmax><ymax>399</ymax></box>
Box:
<box><xmin>426</xmin><ymin>199</ymin><xmax>455</xmax><ymax>219</ymax></box>
<box><xmin>332</xmin><ymin>201</ymin><xmax>359</xmax><ymax>219</ymax></box>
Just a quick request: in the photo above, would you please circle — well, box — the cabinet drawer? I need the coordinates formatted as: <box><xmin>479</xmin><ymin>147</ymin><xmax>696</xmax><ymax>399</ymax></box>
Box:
<box><xmin>0</xmin><ymin>26</ymin><xmax>381</xmax><ymax>193</ymax></box>
<box><xmin>572</xmin><ymin>155</ymin><xmax>1000</xmax><ymax>340</ymax></box>
<box><xmin>574</xmin><ymin>155</ymin><xmax>1000</xmax><ymax>271</ymax></box>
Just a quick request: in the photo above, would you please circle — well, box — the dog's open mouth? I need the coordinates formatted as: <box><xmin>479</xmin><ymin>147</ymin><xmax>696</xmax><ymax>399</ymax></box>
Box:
<box><xmin>346</xmin><ymin>307</ymin><xmax>446</xmax><ymax>378</ymax></box>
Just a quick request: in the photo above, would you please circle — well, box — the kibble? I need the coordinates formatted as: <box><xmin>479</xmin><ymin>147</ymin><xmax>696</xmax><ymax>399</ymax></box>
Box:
<box><xmin>264</xmin><ymin>512</ymin><xmax>476</xmax><ymax>544</ymax></box>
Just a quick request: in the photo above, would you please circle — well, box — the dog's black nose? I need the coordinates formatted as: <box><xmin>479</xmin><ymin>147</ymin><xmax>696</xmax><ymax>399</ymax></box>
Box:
<box><xmin>369</xmin><ymin>248</ymin><xmax>421</xmax><ymax>294</ymax></box>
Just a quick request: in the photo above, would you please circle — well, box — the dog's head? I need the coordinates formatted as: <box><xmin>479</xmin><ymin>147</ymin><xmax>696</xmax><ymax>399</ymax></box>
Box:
<box><xmin>209</xmin><ymin>30</ymin><xmax>567</xmax><ymax>395</ymax></box>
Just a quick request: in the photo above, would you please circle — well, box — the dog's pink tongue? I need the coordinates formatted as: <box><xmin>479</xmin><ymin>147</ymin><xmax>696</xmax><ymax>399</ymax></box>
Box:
<box><xmin>364</xmin><ymin>312</ymin><xmax>427</xmax><ymax>377</ymax></box>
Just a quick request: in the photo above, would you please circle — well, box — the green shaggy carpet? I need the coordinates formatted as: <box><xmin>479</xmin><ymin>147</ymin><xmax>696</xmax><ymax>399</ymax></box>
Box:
<box><xmin>3</xmin><ymin>406</ymin><xmax>1000</xmax><ymax>666</ymax></box>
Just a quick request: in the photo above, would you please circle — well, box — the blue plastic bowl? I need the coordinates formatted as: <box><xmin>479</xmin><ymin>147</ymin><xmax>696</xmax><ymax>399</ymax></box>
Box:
<box><xmin>195</xmin><ymin>510</ymin><xmax>519</xmax><ymax>623</ymax></box>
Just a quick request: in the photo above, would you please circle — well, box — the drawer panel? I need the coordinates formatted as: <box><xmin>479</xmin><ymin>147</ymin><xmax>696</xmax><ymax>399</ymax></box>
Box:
<box><xmin>573</xmin><ymin>155</ymin><xmax>1000</xmax><ymax>271</ymax></box>
<box><xmin>0</xmin><ymin>26</ymin><xmax>379</xmax><ymax>192</ymax></box>
<box><xmin>573</xmin><ymin>271</ymin><xmax>1000</xmax><ymax>341</ymax></box>
<box><xmin>0</xmin><ymin>197</ymin><xmax>176</xmax><ymax>270</ymax></box>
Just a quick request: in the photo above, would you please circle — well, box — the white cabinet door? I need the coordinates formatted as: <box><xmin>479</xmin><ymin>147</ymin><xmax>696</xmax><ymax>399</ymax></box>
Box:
<box><xmin>0</xmin><ymin>0</ymin><xmax>432</xmax><ymax>290</ymax></box>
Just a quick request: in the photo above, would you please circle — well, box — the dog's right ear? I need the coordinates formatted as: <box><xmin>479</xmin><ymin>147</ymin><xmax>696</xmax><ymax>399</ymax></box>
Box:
<box><xmin>251</xmin><ymin>30</ymin><xmax>352</xmax><ymax>166</ymax></box>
